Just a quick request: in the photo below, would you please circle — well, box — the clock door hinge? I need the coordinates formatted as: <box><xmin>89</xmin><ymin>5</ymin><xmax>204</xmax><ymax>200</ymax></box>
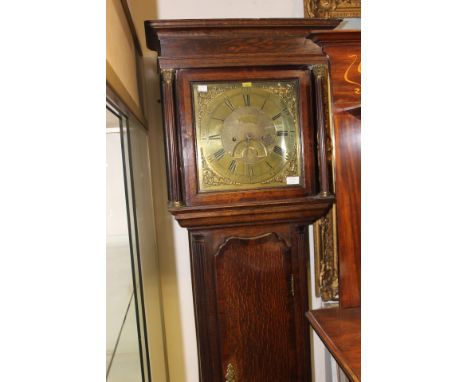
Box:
<box><xmin>290</xmin><ymin>274</ymin><xmax>295</xmax><ymax>297</ymax></box>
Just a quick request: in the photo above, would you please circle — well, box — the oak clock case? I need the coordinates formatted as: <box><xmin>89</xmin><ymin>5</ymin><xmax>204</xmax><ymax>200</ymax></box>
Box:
<box><xmin>171</xmin><ymin>67</ymin><xmax>323</xmax><ymax>382</ymax></box>
<box><xmin>177</xmin><ymin>68</ymin><xmax>317</xmax><ymax>206</ymax></box>
<box><xmin>145</xmin><ymin>18</ymin><xmax>338</xmax><ymax>382</ymax></box>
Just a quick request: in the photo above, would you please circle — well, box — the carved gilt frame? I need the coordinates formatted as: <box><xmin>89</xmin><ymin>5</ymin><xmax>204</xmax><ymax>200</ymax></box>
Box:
<box><xmin>314</xmin><ymin>205</ymin><xmax>339</xmax><ymax>301</ymax></box>
<box><xmin>304</xmin><ymin>0</ymin><xmax>361</xmax><ymax>19</ymax></box>
<box><xmin>313</xmin><ymin>66</ymin><xmax>339</xmax><ymax>302</ymax></box>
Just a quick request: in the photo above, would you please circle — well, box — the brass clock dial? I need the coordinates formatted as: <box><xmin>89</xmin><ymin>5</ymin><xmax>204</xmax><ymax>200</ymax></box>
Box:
<box><xmin>193</xmin><ymin>80</ymin><xmax>302</xmax><ymax>192</ymax></box>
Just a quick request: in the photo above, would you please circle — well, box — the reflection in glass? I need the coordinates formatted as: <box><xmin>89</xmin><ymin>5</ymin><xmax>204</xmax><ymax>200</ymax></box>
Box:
<box><xmin>106</xmin><ymin>106</ymin><xmax>149</xmax><ymax>381</ymax></box>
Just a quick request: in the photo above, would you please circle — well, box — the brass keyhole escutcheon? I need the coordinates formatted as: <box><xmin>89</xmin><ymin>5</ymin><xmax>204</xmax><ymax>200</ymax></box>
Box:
<box><xmin>225</xmin><ymin>363</ymin><xmax>236</xmax><ymax>382</ymax></box>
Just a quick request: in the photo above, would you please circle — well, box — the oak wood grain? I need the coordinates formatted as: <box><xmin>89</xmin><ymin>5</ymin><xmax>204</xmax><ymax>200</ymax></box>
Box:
<box><xmin>169</xmin><ymin>196</ymin><xmax>333</xmax><ymax>228</ymax></box>
<box><xmin>216</xmin><ymin>233</ymin><xmax>297</xmax><ymax>381</ymax></box>
<box><xmin>190</xmin><ymin>225</ymin><xmax>312</xmax><ymax>382</ymax></box>
<box><xmin>158</xmin><ymin>55</ymin><xmax>329</xmax><ymax>70</ymax></box>
<box><xmin>145</xmin><ymin>18</ymin><xmax>341</xmax><ymax>54</ymax></box>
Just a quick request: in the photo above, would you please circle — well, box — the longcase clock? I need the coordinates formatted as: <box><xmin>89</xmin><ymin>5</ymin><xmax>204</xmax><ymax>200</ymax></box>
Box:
<box><xmin>145</xmin><ymin>18</ymin><xmax>340</xmax><ymax>381</ymax></box>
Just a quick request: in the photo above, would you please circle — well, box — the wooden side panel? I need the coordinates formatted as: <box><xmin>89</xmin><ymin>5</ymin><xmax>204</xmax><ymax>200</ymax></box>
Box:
<box><xmin>215</xmin><ymin>234</ymin><xmax>296</xmax><ymax>381</ymax></box>
<box><xmin>327</xmin><ymin>44</ymin><xmax>361</xmax><ymax>108</ymax></box>
<box><xmin>311</xmin><ymin>32</ymin><xmax>361</xmax><ymax>109</ymax></box>
<box><xmin>334</xmin><ymin>111</ymin><xmax>361</xmax><ymax>308</ymax></box>
<box><xmin>313</xmin><ymin>33</ymin><xmax>361</xmax><ymax>307</ymax></box>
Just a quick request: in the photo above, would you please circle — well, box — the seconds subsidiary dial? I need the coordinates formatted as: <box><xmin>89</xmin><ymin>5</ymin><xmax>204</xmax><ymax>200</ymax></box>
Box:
<box><xmin>193</xmin><ymin>80</ymin><xmax>303</xmax><ymax>192</ymax></box>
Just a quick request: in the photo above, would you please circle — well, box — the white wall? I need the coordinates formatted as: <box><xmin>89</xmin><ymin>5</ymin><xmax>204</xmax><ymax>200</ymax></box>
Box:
<box><xmin>156</xmin><ymin>0</ymin><xmax>304</xmax><ymax>19</ymax></box>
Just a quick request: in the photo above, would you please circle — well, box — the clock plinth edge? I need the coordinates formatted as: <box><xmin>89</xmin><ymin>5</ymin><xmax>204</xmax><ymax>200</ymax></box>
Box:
<box><xmin>168</xmin><ymin>196</ymin><xmax>334</xmax><ymax>228</ymax></box>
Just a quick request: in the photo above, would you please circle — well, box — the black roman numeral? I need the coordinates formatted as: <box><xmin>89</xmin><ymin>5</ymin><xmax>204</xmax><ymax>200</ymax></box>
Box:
<box><xmin>276</xmin><ymin>131</ymin><xmax>289</xmax><ymax>137</ymax></box>
<box><xmin>208</xmin><ymin>134</ymin><xmax>221</xmax><ymax>140</ymax></box>
<box><xmin>272</xmin><ymin>107</ymin><xmax>288</xmax><ymax>121</ymax></box>
<box><xmin>272</xmin><ymin>112</ymin><xmax>282</xmax><ymax>120</ymax></box>
<box><xmin>224</xmin><ymin>98</ymin><xmax>235</xmax><ymax>111</ymax></box>
<box><xmin>248</xmin><ymin>165</ymin><xmax>254</xmax><ymax>178</ymax></box>
<box><xmin>243</xmin><ymin>93</ymin><xmax>250</xmax><ymax>106</ymax></box>
<box><xmin>273</xmin><ymin>145</ymin><xmax>286</xmax><ymax>157</ymax></box>
<box><xmin>228</xmin><ymin>160</ymin><xmax>237</xmax><ymax>173</ymax></box>
<box><xmin>210</xmin><ymin>148</ymin><xmax>225</xmax><ymax>161</ymax></box>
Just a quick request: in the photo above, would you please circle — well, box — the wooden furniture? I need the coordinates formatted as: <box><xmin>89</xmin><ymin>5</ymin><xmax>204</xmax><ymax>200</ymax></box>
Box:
<box><xmin>313</xmin><ymin>31</ymin><xmax>361</xmax><ymax>309</ymax></box>
<box><xmin>307</xmin><ymin>30</ymin><xmax>361</xmax><ymax>381</ymax></box>
<box><xmin>306</xmin><ymin>308</ymin><xmax>360</xmax><ymax>381</ymax></box>
<box><xmin>145</xmin><ymin>19</ymin><xmax>345</xmax><ymax>381</ymax></box>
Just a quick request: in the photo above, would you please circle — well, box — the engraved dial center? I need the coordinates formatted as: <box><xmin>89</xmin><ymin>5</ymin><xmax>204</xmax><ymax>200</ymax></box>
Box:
<box><xmin>222</xmin><ymin>106</ymin><xmax>276</xmax><ymax>164</ymax></box>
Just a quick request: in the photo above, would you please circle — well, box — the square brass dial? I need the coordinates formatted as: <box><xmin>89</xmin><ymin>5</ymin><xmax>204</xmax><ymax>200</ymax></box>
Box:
<box><xmin>192</xmin><ymin>80</ymin><xmax>303</xmax><ymax>192</ymax></box>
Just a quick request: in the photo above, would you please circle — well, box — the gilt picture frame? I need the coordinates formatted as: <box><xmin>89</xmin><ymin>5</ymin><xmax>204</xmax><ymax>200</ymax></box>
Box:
<box><xmin>304</xmin><ymin>0</ymin><xmax>361</xmax><ymax>19</ymax></box>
